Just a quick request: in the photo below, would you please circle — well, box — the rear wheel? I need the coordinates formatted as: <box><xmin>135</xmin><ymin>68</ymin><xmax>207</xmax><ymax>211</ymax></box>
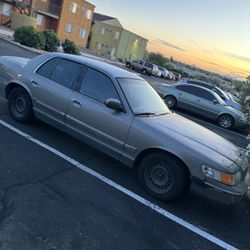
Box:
<box><xmin>164</xmin><ymin>95</ymin><xmax>177</xmax><ymax>109</ymax></box>
<box><xmin>142</xmin><ymin>69</ymin><xmax>147</xmax><ymax>75</ymax></box>
<box><xmin>138</xmin><ymin>153</ymin><xmax>190</xmax><ymax>201</ymax></box>
<box><xmin>8</xmin><ymin>87</ymin><xmax>33</xmax><ymax>123</ymax></box>
<box><xmin>217</xmin><ymin>114</ymin><xmax>234</xmax><ymax>129</ymax></box>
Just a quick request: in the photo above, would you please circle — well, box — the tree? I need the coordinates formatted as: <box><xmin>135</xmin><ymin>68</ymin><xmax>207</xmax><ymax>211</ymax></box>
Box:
<box><xmin>42</xmin><ymin>30</ymin><xmax>60</xmax><ymax>52</ymax></box>
<box><xmin>247</xmin><ymin>75</ymin><xmax>250</xmax><ymax>82</ymax></box>
<box><xmin>239</xmin><ymin>83</ymin><xmax>250</xmax><ymax>159</ymax></box>
<box><xmin>62</xmin><ymin>39</ymin><xmax>80</xmax><ymax>55</ymax></box>
<box><xmin>148</xmin><ymin>52</ymin><xmax>169</xmax><ymax>66</ymax></box>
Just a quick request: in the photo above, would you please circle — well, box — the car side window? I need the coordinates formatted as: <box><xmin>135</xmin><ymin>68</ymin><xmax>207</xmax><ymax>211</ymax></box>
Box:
<box><xmin>198</xmin><ymin>89</ymin><xmax>215</xmax><ymax>101</ymax></box>
<box><xmin>80</xmin><ymin>68</ymin><xmax>120</xmax><ymax>104</ymax></box>
<box><xmin>50</xmin><ymin>59</ymin><xmax>81</xmax><ymax>88</ymax></box>
<box><xmin>36</xmin><ymin>57</ymin><xmax>61</xmax><ymax>78</ymax></box>
<box><xmin>139</xmin><ymin>60</ymin><xmax>144</xmax><ymax>65</ymax></box>
<box><xmin>144</xmin><ymin>62</ymin><xmax>153</xmax><ymax>68</ymax></box>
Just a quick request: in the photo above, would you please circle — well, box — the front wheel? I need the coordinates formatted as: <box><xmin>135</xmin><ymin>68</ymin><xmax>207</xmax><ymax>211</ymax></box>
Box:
<box><xmin>217</xmin><ymin>114</ymin><xmax>234</xmax><ymax>129</ymax></box>
<box><xmin>164</xmin><ymin>95</ymin><xmax>177</xmax><ymax>109</ymax></box>
<box><xmin>138</xmin><ymin>153</ymin><xmax>190</xmax><ymax>201</ymax></box>
<box><xmin>8</xmin><ymin>87</ymin><xmax>33</xmax><ymax>123</ymax></box>
<box><xmin>126</xmin><ymin>62</ymin><xmax>131</xmax><ymax>68</ymax></box>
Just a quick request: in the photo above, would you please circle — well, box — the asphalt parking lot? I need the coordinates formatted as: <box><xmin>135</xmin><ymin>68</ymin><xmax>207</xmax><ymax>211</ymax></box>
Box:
<box><xmin>0</xmin><ymin>38</ymin><xmax>250</xmax><ymax>250</ymax></box>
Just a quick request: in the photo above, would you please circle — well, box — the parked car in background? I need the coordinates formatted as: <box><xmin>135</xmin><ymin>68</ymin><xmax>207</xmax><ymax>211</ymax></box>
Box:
<box><xmin>154</xmin><ymin>83</ymin><xmax>248</xmax><ymax>129</ymax></box>
<box><xmin>226</xmin><ymin>92</ymin><xmax>240</xmax><ymax>103</ymax></box>
<box><xmin>172</xmin><ymin>72</ymin><xmax>182</xmax><ymax>81</ymax></box>
<box><xmin>126</xmin><ymin>59</ymin><xmax>158</xmax><ymax>76</ymax></box>
<box><xmin>158</xmin><ymin>66</ymin><xmax>170</xmax><ymax>79</ymax></box>
<box><xmin>169</xmin><ymin>71</ymin><xmax>177</xmax><ymax>80</ymax></box>
<box><xmin>0</xmin><ymin>53</ymin><xmax>249</xmax><ymax>203</ymax></box>
<box><xmin>179</xmin><ymin>78</ymin><xmax>242</xmax><ymax>111</ymax></box>
<box><xmin>152</xmin><ymin>65</ymin><xmax>161</xmax><ymax>77</ymax></box>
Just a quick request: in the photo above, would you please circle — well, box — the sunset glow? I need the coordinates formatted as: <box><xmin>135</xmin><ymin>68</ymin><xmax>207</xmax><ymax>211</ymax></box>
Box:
<box><xmin>90</xmin><ymin>0</ymin><xmax>250</xmax><ymax>80</ymax></box>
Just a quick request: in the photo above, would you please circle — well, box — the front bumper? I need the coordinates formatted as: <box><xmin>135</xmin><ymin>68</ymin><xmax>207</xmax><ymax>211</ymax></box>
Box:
<box><xmin>234</xmin><ymin>119</ymin><xmax>250</xmax><ymax>129</ymax></box>
<box><xmin>193</xmin><ymin>169</ymin><xmax>250</xmax><ymax>204</ymax></box>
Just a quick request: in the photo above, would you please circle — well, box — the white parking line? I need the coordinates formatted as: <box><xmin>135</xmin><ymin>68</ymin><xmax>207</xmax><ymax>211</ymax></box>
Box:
<box><xmin>0</xmin><ymin>119</ymin><xmax>238</xmax><ymax>250</ymax></box>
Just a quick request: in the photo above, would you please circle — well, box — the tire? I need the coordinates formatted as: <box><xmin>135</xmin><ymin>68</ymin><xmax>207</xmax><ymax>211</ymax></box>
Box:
<box><xmin>126</xmin><ymin>62</ymin><xmax>131</xmax><ymax>68</ymax></box>
<box><xmin>8</xmin><ymin>87</ymin><xmax>33</xmax><ymax>123</ymax></box>
<box><xmin>142</xmin><ymin>69</ymin><xmax>147</xmax><ymax>75</ymax></box>
<box><xmin>217</xmin><ymin>114</ymin><xmax>234</xmax><ymax>129</ymax></box>
<box><xmin>164</xmin><ymin>95</ymin><xmax>177</xmax><ymax>109</ymax></box>
<box><xmin>138</xmin><ymin>153</ymin><xmax>189</xmax><ymax>201</ymax></box>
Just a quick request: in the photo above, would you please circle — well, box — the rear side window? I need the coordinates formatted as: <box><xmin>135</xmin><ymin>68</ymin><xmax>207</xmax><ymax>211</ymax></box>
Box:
<box><xmin>80</xmin><ymin>68</ymin><xmax>120</xmax><ymax>103</ymax></box>
<box><xmin>36</xmin><ymin>57</ymin><xmax>61</xmax><ymax>78</ymax></box>
<box><xmin>50</xmin><ymin>59</ymin><xmax>81</xmax><ymax>88</ymax></box>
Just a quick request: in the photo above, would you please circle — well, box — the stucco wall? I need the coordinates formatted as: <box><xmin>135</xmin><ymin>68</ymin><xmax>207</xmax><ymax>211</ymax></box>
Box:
<box><xmin>11</xmin><ymin>13</ymin><xmax>37</xmax><ymax>30</ymax></box>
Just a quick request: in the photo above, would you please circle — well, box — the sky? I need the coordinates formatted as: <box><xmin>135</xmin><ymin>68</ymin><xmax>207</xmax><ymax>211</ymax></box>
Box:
<box><xmin>88</xmin><ymin>0</ymin><xmax>250</xmax><ymax>80</ymax></box>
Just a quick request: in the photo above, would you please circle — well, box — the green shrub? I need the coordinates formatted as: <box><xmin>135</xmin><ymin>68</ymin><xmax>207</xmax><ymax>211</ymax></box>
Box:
<box><xmin>62</xmin><ymin>39</ymin><xmax>80</xmax><ymax>55</ymax></box>
<box><xmin>14</xmin><ymin>26</ymin><xmax>45</xmax><ymax>49</ymax></box>
<box><xmin>42</xmin><ymin>29</ymin><xmax>60</xmax><ymax>52</ymax></box>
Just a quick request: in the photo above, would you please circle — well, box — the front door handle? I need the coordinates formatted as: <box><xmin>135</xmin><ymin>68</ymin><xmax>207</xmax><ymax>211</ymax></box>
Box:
<box><xmin>72</xmin><ymin>99</ymin><xmax>82</xmax><ymax>107</ymax></box>
<box><xmin>31</xmin><ymin>80</ymin><xmax>39</xmax><ymax>87</ymax></box>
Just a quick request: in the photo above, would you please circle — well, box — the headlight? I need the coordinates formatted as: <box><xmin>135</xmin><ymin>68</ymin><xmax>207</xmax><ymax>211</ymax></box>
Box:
<box><xmin>201</xmin><ymin>165</ymin><xmax>242</xmax><ymax>186</ymax></box>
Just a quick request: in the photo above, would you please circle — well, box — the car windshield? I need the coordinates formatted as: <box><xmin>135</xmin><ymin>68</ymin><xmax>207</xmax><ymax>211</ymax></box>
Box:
<box><xmin>118</xmin><ymin>78</ymin><xmax>170</xmax><ymax>115</ymax></box>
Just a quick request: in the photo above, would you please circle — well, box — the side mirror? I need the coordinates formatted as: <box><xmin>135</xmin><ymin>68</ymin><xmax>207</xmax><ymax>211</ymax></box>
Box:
<box><xmin>212</xmin><ymin>99</ymin><xmax>218</xmax><ymax>104</ymax></box>
<box><xmin>105</xmin><ymin>98</ymin><xmax>123</xmax><ymax>111</ymax></box>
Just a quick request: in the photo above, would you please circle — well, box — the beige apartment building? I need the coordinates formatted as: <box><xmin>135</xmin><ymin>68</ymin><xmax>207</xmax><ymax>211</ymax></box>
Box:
<box><xmin>88</xmin><ymin>13</ymin><xmax>148</xmax><ymax>61</ymax></box>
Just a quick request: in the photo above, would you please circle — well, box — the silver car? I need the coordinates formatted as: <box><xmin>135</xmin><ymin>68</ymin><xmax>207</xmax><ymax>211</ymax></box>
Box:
<box><xmin>155</xmin><ymin>83</ymin><xmax>248</xmax><ymax>129</ymax></box>
<box><xmin>0</xmin><ymin>53</ymin><xmax>249</xmax><ymax>202</ymax></box>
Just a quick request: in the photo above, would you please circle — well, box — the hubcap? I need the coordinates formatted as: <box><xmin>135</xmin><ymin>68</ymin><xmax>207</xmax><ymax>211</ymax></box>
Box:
<box><xmin>165</xmin><ymin>97</ymin><xmax>175</xmax><ymax>108</ymax></box>
<box><xmin>220</xmin><ymin>116</ymin><xmax>232</xmax><ymax>128</ymax></box>
<box><xmin>10</xmin><ymin>94</ymin><xmax>27</xmax><ymax>117</ymax></box>
<box><xmin>145</xmin><ymin>162</ymin><xmax>174</xmax><ymax>194</ymax></box>
<box><xmin>15</xmin><ymin>97</ymin><xmax>26</xmax><ymax>113</ymax></box>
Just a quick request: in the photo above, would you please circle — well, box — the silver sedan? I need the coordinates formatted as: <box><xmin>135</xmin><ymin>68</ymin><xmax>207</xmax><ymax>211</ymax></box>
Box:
<box><xmin>0</xmin><ymin>53</ymin><xmax>249</xmax><ymax>202</ymax></box>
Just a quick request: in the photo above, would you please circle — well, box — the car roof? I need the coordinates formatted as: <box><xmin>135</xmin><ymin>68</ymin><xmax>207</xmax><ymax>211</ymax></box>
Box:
<box><xmin>47</xmin><ymin>53</ymin><xmax>142</xmax><ymax>80</ymax></box>
<box><xmin>183</xmin><ymin>78</ymin><xmax>213</xmax><ymax>86</ymax></box>
<box><xmin>175</xmin><ymin>83</ymin><xmax>218</xmax><ymax>96</ymax></box>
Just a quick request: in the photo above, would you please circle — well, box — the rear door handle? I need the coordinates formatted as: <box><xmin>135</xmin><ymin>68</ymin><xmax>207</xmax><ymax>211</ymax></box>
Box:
<box><xmin>72</xmin><ymin>99</ymin><xmax>82</xmax><ymax>107</ymax></box>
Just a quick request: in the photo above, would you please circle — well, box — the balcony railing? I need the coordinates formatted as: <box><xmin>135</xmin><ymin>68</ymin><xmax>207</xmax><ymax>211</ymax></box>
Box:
<box><xmin>36</xmin><ymin>0</ymin><xmax>62</xmax><ymax>17</ymax></box>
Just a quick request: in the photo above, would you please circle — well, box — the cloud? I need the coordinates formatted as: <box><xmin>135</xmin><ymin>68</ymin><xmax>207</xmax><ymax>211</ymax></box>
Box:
<box><xmin>197</xmin><ymin>59</ymin><xmax>221</xmax><ymax>67</ymax></box>
<box><xmin>150</xmin><ymin>39</ymin><xmax>187</xmax><ymax>52</ymax></box>
<box><xmin>220</xmin><ymin>51</ymin><xmax>250</xmax><ymax>63</ymax></box>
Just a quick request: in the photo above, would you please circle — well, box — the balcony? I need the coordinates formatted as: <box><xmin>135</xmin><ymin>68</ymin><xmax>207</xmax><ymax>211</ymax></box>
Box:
<box><xmin>35</xmin><ymin>0</ymin><xmax>62</xmax><ymax>19</ymax></box>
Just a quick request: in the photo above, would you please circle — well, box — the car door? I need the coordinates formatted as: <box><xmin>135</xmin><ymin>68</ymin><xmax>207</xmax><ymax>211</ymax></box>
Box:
<box><xmin>65</xmin><ymin>67</ymin><xmax>133</xmax><ymax>160</ymax></box>
<box><xmin>174</xmin><ymin>85</ymin><xmax>200</xmax><ymax>112</ymax></box>
<box><xmin>27</xmin><ymin>57</ymin><xmax>82</xmax><ymax>129</ymax></box>
<box><xmin>194</xmin><ymin>88</ymin><xmax>220</xmax><ymax>119</ymax></box>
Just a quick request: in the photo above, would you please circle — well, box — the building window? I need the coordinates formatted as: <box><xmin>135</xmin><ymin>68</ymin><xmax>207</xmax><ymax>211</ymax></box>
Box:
<box><xmin>82</xmin><ymin>7</ymin><xmax>92</xmax><ymax>19</ymax></box>
<box><xmin>114</xmin><ymin>31</ymin><xmax>120</xmax><ymax>40</ymax></box>
<box><xmin>95</xmin><ymin>42</ymin><xmax>102</xmax><ymax>50</ymax></box>
<box><xmin>65</xmin><ymin>24</ymin><xmax>73</xmax><ymax>33</ymax></box>
<box><xmin>79</xmin><ymin>28</ymin><xmax>86</xmax><ymax>39</ymax></box>
<box><xmin>69</xmin><ymin>3</ymin><xmax>77</xmax><ymax>13</ymax></box>
<box><xmin>100</xmin><ymin>27</ymin><xmax>105</xmax><ymax>35</ymax></box>
<box><xmin>36</xmin><ymin>14</ymin><xmax>44</xmax><ymax>26</ymax></box>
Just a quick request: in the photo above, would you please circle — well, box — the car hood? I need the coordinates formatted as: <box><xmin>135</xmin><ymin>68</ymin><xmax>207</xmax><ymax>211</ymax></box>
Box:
<box><xmin>141</xmin><ymin>113</ymin><xmax>242</xmax><ymax>166</ymax></box>
<box><xmin>224</xmin><ymin>99</ymin><xmax>242</xmax><ymax>111</ymax></box>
